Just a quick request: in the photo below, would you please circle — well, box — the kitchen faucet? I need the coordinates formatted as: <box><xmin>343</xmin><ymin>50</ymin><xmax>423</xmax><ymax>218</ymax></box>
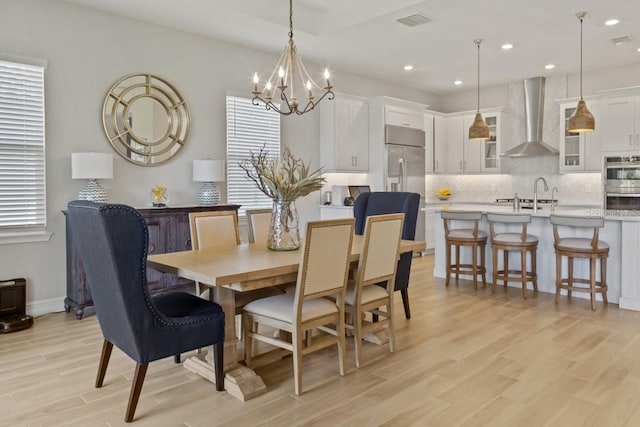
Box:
<box><xmin>533</xmin><ymin>177</ymin><xmax>549</xmax><ymax>212</ymax></box>
<box><xmin>551</xmin><ymin>187</ymin><xmax>559</xmax><ymax>211</ymax></box>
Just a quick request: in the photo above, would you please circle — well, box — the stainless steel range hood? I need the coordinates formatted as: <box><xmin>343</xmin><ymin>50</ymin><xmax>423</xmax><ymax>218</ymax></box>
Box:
<box><xmin>501</xmin><ymin>77</ymin><xmax>559</xmax><ymax>157</ymax></box>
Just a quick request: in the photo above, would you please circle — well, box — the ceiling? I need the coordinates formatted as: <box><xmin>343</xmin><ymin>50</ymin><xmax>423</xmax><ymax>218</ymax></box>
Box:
<box><xmin>64</xmin><ymin>0</ymin><xmax>640</xmax><ymax>94</ymax></box>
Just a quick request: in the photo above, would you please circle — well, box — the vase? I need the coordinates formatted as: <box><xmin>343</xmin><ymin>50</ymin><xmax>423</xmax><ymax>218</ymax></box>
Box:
<box><xmin>268</xmin><ymin>198</ymin><xmax>300</xmax><ymax>251</ymax></box>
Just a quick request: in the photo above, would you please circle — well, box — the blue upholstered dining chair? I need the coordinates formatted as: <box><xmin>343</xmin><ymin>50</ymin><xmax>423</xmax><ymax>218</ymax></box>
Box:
<box><xmin>67</xmin><ymin>201</ymin><xmax>226</xmax><ymax>423</ymax></box>
<box><xmin>353</xmin><ymin>192</ymin><xmax>420</xmax><ymax>319</ymax></box>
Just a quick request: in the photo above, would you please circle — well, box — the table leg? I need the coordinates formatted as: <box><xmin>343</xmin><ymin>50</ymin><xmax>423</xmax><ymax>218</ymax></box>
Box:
<box><xmin>183</xmin><ymin>286</ymin><xmax>267</xmax><ymax>401</ymax></box>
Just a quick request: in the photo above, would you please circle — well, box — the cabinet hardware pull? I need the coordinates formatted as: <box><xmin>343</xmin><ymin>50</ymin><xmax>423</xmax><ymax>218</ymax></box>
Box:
<box><xmin>185</xmin><ymin>238</ymin><xmax>191</xmax><ymax>248</ymax></box>
<box><xmin>435</xmin><ymin>160</ymin><xmax>439</xmax><ymax>170</ymax></box>
<box><xmin>354</xmin><ymin>156</ymin><xmax>357</xmax><ymax>166</ymax></box>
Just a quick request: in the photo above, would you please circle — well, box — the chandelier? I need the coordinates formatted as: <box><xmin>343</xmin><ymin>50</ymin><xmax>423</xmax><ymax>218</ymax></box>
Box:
<box><xmin>251</xmin><ymin>0</ymin><xmax>334</xmax><ymax>116</ymax></box>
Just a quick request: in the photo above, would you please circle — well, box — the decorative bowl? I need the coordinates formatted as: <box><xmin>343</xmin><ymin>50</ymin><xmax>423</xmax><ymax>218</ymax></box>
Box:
<box><xmin>437</xmin><ymin>195</ymin><xmax>451</xmax><ymax>201</ymax></box>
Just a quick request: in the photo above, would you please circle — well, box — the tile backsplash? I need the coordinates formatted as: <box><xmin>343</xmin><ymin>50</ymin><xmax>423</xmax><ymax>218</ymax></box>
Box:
<box><xmin>426</xmin><ymin>158</ymin><xmax>602</xmax><ymax>206</ymax></box>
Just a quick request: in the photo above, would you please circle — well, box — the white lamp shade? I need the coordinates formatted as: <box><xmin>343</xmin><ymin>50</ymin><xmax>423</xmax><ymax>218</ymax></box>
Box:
<box><xmin>72</xmin><ymin>153</ymin><xmax>113</xmax><ymax>180</ymax></box>
<box><xmin>193</xmin><ymin>159</ymin><xmax>225</xmax><ymax>182</ymax></box>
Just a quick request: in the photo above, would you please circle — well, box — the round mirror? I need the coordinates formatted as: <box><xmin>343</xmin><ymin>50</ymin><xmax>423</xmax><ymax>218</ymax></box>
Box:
<box><xmin>102</xmin><ymin>74</ymin><xmax>190</xmax><ymax>166</ymax></box>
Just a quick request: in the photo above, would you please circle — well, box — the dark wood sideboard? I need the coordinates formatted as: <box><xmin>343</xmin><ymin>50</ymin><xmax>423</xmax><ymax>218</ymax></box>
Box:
<box><xmin>63</xmin><ymin>205</ymin><xmax>240</xmax><ymax>319</ymax></box>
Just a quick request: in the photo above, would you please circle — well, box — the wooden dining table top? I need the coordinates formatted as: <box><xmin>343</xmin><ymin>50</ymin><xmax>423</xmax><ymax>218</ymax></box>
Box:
<box><xmin>147</xmin><ymin>235</ymin><xmax>426</xmax><ymax>292</ymax></box>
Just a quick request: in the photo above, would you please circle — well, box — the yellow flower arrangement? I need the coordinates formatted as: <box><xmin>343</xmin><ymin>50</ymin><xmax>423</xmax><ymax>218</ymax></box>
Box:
<box><xmin>151</xmin><ymin>185</ymin><xmax>168</xmax><ymax>206</ymax></box>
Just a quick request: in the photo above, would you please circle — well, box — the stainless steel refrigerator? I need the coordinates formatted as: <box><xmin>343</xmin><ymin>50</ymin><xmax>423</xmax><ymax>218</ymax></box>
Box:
<box><xmin>385</xmin><ymin>125</ymin><xmax>426</xmax><ymax>243</ymax></box>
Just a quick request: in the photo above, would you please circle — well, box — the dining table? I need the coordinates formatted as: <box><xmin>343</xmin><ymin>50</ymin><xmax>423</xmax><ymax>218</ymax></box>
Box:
<box><xmin>147</xmin><ymin>235</ymin><xmax>426</xmax><ymax>401</ymax></box>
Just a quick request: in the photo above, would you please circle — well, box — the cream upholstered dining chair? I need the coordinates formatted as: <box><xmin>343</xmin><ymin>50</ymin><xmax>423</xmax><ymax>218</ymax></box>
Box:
<box><xmin>245</xmin><ymin>208</ymin><xmax>272</xmax><ymax>245</ymax></box>
<box><xmin>344</xmin><ymin>213</ymin><xmax>404</xmax><ymax>368</ymax></box>
<box><xmin>188</xmin><ymin>210</ymin><xmax>282</xmax><ymax>311</ymax></box>
<box><xmin>242</xmin><ymin>218</ymin><xmax>355</xmax><ymax>396</ymax></box>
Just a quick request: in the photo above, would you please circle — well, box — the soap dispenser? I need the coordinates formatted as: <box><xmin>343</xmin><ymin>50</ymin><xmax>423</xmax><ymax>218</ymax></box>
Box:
<box><xmin>513</xmin><ymin>193</ymin><xmax>520</xmax><ymax>212</ymax></box>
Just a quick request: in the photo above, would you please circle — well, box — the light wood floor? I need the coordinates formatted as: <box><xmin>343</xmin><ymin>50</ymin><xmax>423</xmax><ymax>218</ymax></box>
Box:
<box><xmin>5</xmin><ymin>255</ymin><xmax>640</xmax><ymax>426</ymax></box>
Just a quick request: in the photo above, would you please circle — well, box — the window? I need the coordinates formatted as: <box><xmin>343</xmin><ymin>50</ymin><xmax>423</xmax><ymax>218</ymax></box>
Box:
<box><xmin>0</xmin><ymin>56</ymin><xmax>47</xmax><ymax>239</ymax></box>
<box><xmin>226</xmin><ymin>95</ymin><xmax>280</xmax><ymax>216</ymax></box>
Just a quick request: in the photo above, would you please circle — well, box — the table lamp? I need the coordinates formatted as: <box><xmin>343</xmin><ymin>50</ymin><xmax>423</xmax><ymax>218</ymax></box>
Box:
<box><xmin>71</xmin><ymin>153</ymin><xmax>113</xmax><ymax>202</ymax></box>
<box><xmin>193</xmin><ymin>159</ymin><xmax>225</xmax><ymax>205</ymax></box>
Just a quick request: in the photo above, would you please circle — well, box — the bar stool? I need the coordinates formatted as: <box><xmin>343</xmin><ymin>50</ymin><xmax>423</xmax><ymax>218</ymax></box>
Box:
<box><xmin>441</xmin><ymin>211</ymin><xmax>487</xmax><ymax>290</ymax></box>
<box><xmin>487</xmin><ymin>213</ymin><xmax>538</xmax><ymax>299</ymax></box>
<box><xmin>550</xmin><ymin>214</ymin><xmax>609</xmax><ymax>311</ymax></box>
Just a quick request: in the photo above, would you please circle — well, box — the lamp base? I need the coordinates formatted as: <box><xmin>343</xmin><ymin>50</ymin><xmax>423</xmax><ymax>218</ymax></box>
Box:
<box><xmin>78</xmin><ymin>179</ymin><xmax>108</xmax><ymax>202</ymax></box>
<box><xmin>198</xmin><ymin>182</ymin><xmax>220</xmax><ymax>205</ymax></box>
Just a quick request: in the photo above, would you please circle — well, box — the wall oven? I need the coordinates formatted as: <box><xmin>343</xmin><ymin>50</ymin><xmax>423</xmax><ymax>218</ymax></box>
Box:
<box><xmin>604</xmin><ymin>156</ymin><xmax>640</xmax><ymax>210</ymax></box>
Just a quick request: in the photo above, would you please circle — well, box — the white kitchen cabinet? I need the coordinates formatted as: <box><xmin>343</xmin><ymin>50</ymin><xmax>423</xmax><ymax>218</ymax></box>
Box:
<box><xmin>446</xmin><ymin>116</ymin><xmax>464</xmax><ymax>173</ymax></box>
<box><xmin>602</xmin><ymin>95</ymin><xmax>640</xmax><ymax>152</ymax></box>
<box><xmin>424</xmin><ymin>112</ymin><xmax>434</xmax><ymax>173</ymax></box>
<box><xmin>433</xmin><ymin>114</ymin><xmax>448</xmax><ymax>173</ymax></box>
<box><xmin>559</xmin><ymin>100</ymin><xmax>601</xmax><ymax>172</ymax></box>
<box><xmin>443</xmin><ymin>109</ymin><xmax>505</xmax><ymax>174</ymax></box>
<box><xmin>385</xmin><ymin>105</ymin><xmax>424</xmax><ymax>129</ymax></box>
<box><xmin>320</xmin><ymin>93</ymin><xmax>369</xmax><ymax>172</ymax></box>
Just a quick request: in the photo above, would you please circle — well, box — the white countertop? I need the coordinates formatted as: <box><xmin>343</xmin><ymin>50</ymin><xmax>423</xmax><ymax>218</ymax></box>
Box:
<box><xmin>423</xmin><ymin>203</ymin><xmax>640</xmax><ymax>222</ymax></box>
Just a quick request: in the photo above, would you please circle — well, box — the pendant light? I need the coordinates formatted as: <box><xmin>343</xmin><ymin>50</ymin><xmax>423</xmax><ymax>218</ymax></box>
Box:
<box><xmin>568</xmin><ymin>11</ymin><xmax>595</xmax><ymax>132</ymax></box>
<box><xmin>469</xmin><ymin>39</ymin><xmax>490</xmax><ymax>141</ymax></box>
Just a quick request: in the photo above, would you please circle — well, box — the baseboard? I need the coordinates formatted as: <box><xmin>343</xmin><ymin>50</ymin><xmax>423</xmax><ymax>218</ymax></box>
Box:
<box><xmin>27</xmin><ymin>297</ymin><xmax>65</xmax><ymax>317</ymax></box>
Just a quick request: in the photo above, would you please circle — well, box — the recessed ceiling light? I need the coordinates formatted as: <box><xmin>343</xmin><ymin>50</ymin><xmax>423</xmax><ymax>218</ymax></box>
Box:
<box><xmin>454</xmin><ymin>80</ymin><xmax>463</xmax><ymax>85</ymax></box>
<box><xmin>501</xmin><ymin>43</ymin><xmax>514</xmax><ymax>50</ymax></box>
<box><xmin>637</xmin><ymin>47</ymin><xmax>640</xmax><ymax>52</ymax></box>
<box><xmin>605</xmin><ymin>18</ymin><xmax>620</xmax><ymax>26</ymax></box>
<box><xmin>403</xmin><ymin>65</ymin><xmax>414</xmax><ymax>71</ymax></box>
<box><xmin>545</xmin><ymin>64</ymin><xmax>555</xmax><ymax>70</ymax></box>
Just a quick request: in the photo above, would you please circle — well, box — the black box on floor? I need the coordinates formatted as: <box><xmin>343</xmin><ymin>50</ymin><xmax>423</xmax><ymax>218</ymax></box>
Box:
<box><xmin>0</xmin><ymin>278</ymin><xmax>33</xmax><ymax>333</ymax></box>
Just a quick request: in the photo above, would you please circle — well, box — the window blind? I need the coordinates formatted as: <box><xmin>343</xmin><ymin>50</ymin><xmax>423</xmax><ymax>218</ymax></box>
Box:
<box><xmin>0</xmin><ymin>59</ymin><xmax>46</xmax><ymax>230</ymax></box>
<box><xmin>226</xmin><ymin>96</ymin><xmax>280</xmax><ymax>216</ymax></box>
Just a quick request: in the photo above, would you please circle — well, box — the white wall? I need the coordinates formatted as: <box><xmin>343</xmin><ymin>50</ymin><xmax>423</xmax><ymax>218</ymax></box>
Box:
<box><xmin>0</xmin><ymin>0</ymin><xmax>439</xmax><ymax>314</ymax></box>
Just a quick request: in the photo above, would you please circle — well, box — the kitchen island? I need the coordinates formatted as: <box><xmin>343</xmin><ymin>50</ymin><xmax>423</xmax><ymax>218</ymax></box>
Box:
<box><xmin>424</xmin><ymin>203</ymin><xmax>640</xmax><ymax>311</ymax></box>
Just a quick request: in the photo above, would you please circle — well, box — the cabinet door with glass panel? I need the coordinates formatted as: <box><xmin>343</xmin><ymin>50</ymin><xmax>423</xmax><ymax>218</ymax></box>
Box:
<box><xmin>481</xmin><ymin>113</ymin><xmax>500</xmax><ymax>172</ymax></box>
<box><xmin>559</xmin><ymin>101</ymin><xmax>601</xmax><ymax>172</ymax></box>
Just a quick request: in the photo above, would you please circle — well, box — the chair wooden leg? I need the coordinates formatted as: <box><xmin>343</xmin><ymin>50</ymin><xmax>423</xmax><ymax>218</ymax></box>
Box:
<box><xmin>602</xmin><ymin>256</ymin><xmax>608</xmax><ymax>304</ymax></box>
<box><xmin>292</xmin><ymin>330</ymin><xmax>304</xmax><ymax>395</ymax></box>
<box><xmin>492</xmin><ymin>247</ymin><xmax>498</xmax><ymax>294</ymax></box>
<box><xmin>455</xmin><ymin>244</ymin><xmax>460</xmax><ymax>283</ymax></box>
<box><xmin>480</xmin><ymin>244</ymin><xmax>487</xmax><ymax>288</ymax></box>
<box><xmin>472</xmin><ymin>243</ymin><xmax>478</xmax><ymax>290</ymax></box>
<box><xmin>388</xmin><ymin>295</ymin><xmax>396</xmax><ymax>356</ymax></box>
<box><xmin>568</xmin><ymin>257</ymin><xmax>574</xmax><ymax>298</ymax></box>
<box><xmin>400</xmin><ymin>288</ymin><xmax>410</xmax><ymax>319</ymax></box>
<box><xmin>531</xmin><ymin>247</ymin><xmax>538</xmax><ymax>293</ymax></box>
<box><xmin>174</xmin><ymin>354</ymin><xmax>181</xmax><ymax>364</ymax></box>
<box><xmin>125</xmin><ymin>363</ymin><xmax>148</xmax><ymax>423</ymax></box>
<box><xmin>337</xmin><ymin>310</ymin><xmax>347</xmax><ymax>377</ymax></box>
<box><xmin>95</xmin><ymin>339</ymin><xmax>113</xmax><ymax>388</ymax></box>
<box><xmin>590</xmin><ymin>257</ymin><xmax>597</xmax><ymax>311</ymax></box>
<box><xmin>503</xmin><ymin>250</ymin><xmax>509</xmax><ymax>288</ymax></box>
<box><xmin>213</xmin><ymin>341</ymin><xmax>224</xmax><ymax>392</ymax></box>
<box><xmin>354</xmin><ymin>306</ymin><xmax>363</xmax><ymax>369</ymax></box>
<box><xmin>445</xmin><ymin>242</ymin><xmax>451</xmax><ymax>287</ymax></box>
<box><xmin>520</xmin><ymin>249</ymin><xmax>527</xmax><ymax>299</ymax></box>
<box><xmin>555</xmin><ymin>252</ymin><xmax>562</xmax><ymax>303</ymax></box>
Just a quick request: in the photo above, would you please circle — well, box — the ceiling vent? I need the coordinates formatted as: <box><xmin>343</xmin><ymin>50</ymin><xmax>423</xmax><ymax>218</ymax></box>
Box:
<box><xmin>611</xmin><ymin>35</ymin><xmax>632</xmax><ymax>45</ymax></box>
<box><xmin>395</xmin><ymin>13</ymin><xmax>431</xmax><ymax>27</ymax></box>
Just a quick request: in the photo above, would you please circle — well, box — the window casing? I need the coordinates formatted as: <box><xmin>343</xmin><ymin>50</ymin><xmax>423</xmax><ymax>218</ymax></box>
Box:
<box><xmin>226</xmin><ymin>96</ymin><xmax>280</xmax><ymax>216</ymax></box>
<box><xmin>0</xmin><ymin>57</ymin><xmax>47</xmax><ymax>235</ymax></box>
